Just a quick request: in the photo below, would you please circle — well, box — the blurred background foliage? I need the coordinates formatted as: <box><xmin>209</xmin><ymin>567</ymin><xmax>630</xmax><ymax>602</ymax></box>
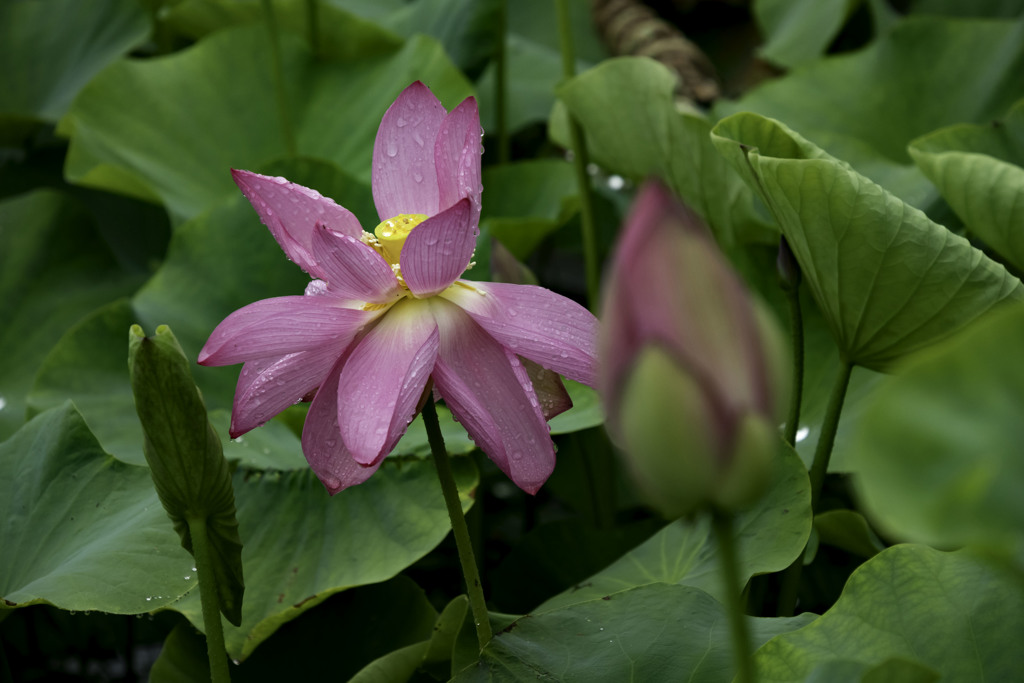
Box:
<box><xmin>2</xmin><ymin>0</ymin><xmax>1023</xmax><ymax>680</ymax></box>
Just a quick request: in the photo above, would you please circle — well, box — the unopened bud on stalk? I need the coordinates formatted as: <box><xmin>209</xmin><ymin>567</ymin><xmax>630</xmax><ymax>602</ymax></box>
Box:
<box><xmin>599</xmin><ymin>180</ymin><xmax>789</xmax><ymax>518</ymax></box>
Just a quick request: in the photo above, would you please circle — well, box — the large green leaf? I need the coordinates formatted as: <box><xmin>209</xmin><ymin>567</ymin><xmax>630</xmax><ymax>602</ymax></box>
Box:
<box><xmin>489</xmin><ymin>518</ymin><xmax>663</xmax><ymax>614</ymax></box>
<box><xmin>752</xmin><ymin>545</ymin><xmax>1024</xmax><ymax>681</ymax></box>
<box><xmin>909</xmin><ymin>99</ymin><xmax>1024</xmax><ymax>271</ymax></box>
<box><xmin>480</xmin><ymin>159</ymin><xmax>578</xmax><ymax>259</ymax></box>
<box><xmin>59</xmin><ymin>24</ymin><xmax>473</xmax><ymax>222</ymax></box>
<box><xmin>453</xmin><ymin>583</ymin><xmax>814</xmax><ymax>682</ymax></box>
<box><xmin>804</xmin><ymin>657</ymin><xmax>940</xmax><ymax>683</ymax></box>
<box><xmin>377</xmin><ymin>0</ymin><xmax>502</xmax><ymax>78</ymax></box>
<box><xmin>548</xmin><ymin>379</ymin><xmax>602</xmax><ymax>434</ymax></box>
<box><xmin>0</xmin><ymin>190</ymin><xmax>143</xmax><ymax>442</ymax></box>
<box><xmin>475</xmin><ymin>0</ymin><xmax>606</xmax><ymax>134</ymax></box>
<box><xmin>0</xmin><ymin>0</ymin><xmax>148</xmax><ymax>137</ymax></box>
<box><xmin>160</xmin><ymin>0</ymin><xmax>403</xmax><ymax>61</ymax></box>
<box><xmin>166</xmin><ymin>0</ymin><xmax>501</xmax><ymax>77</ymax></box>
<box><xmin>0</xmin><ymin>403</ymin><xmax>195</xmax><ymax>612</ymax></box>
<box><xmin>348</xmin><ymin>594</ymin><xmax>470</xmax><ymax>683</ymax></box>
<box><xmin>754</xmin><ymin>0</ymin><xmax>859</xmax><ymax>69</ymax></box>
<box><xmin>536</xmin><ymin>442</ymin><xmax>810</xmax><ymax>611</ymax></box>
<box><xmin>723</xmin><ymin>14</ymin><xmax>1024</xmax><ymax>159</ymax></box>
<box><xmin>850</xmin><ymin>303</ymin><xmax>1024</xmax><ymax>552</ymax></box>
<box><xmin>476</xmin><ymin>35</ymin><xmax>578</xmax><ymax>134</ymax></box>
<box><xmin>28</xmin><ymin>299</ymin><xmax>164</xmax><ymax>467</ymax></box>
<box><xmin>908</xmin><ymin>0</ymin><xmax>1024</xmax><ymax>18</ymax></box>
<box><xmin>2</xmin><ymin>401</ymin><xmax>479</xmax><ymax>660</ymax></box>
<box><xmin>813</xmin><ymin>510</ymin><xmax>885</xmax><ymax>559</ymax></box>
<box><xmin>712</xmin><ymin>112</ymin><xmax>1024</xmax><ymax>371</ymax></box>
<box><xmin>170</xmin><ymin>456</ymin><xmax>478</xmax><ymax>660</ymax></box>
<box><xmin>715</xmin><ymin>14</ymin><xmax>1024</xmax><ymax>209</ymax></box>
<box><xmin>152</xmin><ymin>576</ymin><xmax>442</xmax><ymax>682</ymax></box>
<box><xmin>552</xmin><ymin>57</ymin><xmax>776</xmax><ymax>246</ymax></box>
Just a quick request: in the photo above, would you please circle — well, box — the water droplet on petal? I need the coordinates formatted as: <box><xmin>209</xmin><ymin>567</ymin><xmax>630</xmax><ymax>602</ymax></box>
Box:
<box><xmin>413</xmin><ymin>171</ymin><xmax>423</xmax><ymax>183</ymax></box>
<box><xmin>386</xmin><ymin>140</ymin><xmax>398</xmax><ymax>158</ymax></box>
<box><xmin>396</xmin><ymin>116</ymin><xmax>407</xmax><ymax>127</ymax></box>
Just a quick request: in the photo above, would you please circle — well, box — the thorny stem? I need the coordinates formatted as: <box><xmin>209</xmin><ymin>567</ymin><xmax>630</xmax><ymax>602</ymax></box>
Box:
<box><xmin>188</xmin><ymin>516</ymin><xmax>231</xmax><ymax>683</ymax></box>
<box><xmin>711</xmin><ymin>509</ymin><xmax>756</xmax><ymax>683</ymax></box>
<box><xmin>261</xmin><ymin>0</ymin><xmax>297</xmax><ymax>158</ymax></box>
<box><xmin>777</xmin><ymin>359</ymin><xmax>854</xmax><ymax>616</ymax></box>
<box><xmin>422</xmin><ymin>398</ymin><xmax>493</xmax><ymax>650</ymax></box>
<box><xmin>556</xmin><ymin>0</ymin><xmax>601</xmax><ymax>311</ymax></box>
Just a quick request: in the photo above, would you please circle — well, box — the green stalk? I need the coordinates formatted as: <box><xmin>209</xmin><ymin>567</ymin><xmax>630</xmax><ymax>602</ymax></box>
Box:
<box><xmin>188</xmin><ymin>516</ymin><xmax>231</xmax><ymax>683</ymax></box>
<box><xmin>776</xmin><ymin>359</ymin><xmax>854</xmax><ymax>616</ymax></box>
<box><xmin>422</xmin><ymin>399</ymin><xmax>493</xmax><ymax>650</ymax></box>
<box><xmin>782</xmin><ymin>288</ymin><xmax>804</xmax><ymax>446</ymax></box>
<box><xmin>556</xmin><ymin>0</ymin><xmax>600</xmax><ymax>311</ymax></box>
<box><xmin>261</xmin><ymin>0</ymin><xmax>297</xmax><ymax>158</ymax></box>
<box><xmin>711</xmin><ymin>510</ymin><xmax>756</xmax><ymax>683</ymax></box>
<box><xmin>777</xmin><ymin>236</ymin><xmax>804</xmax><ymax>446</ymax></box>
<box><xmin>495</xmin><ymin>0</ymin><xmax>510</xmax><ymax>164</ymax></box>
<box><xmin>808</xmin><ymin>360</ymin><xmax>853</xmax><ymax>511</ymax></box>
<box><xmin>775</xmin><ymin>543</ymin><xmax>802</xmax><ymax>617</ymax></box>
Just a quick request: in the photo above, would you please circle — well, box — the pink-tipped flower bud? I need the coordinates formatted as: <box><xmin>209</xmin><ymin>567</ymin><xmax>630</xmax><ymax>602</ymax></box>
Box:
<box><xmin>599</xmin><ymin>180</ymin><xmax>789</xmax><ymax>518</ymax></box>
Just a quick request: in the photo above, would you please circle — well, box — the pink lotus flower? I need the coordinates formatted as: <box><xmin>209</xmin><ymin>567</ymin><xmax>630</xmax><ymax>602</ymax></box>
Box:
<box><xmin>199</xmin><ymin>82</ymin><xmax>598</xmax><ymax>495</ymax></box>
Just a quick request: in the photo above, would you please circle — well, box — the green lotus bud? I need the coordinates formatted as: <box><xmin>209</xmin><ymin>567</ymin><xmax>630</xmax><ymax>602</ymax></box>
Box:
<box><xmin>617</xmin><ymin>346</ymin><xmax>718</xmax><ymax>519</ymax></box>
<box><xmin>599</xmin><ymin>181</ymin><xmax>789</xmax><ymax>517</ymax></box>
<box><xmin>128</xmin><ymin>324</ymin><xmax>244</xmax><ymax>626</ymax></box>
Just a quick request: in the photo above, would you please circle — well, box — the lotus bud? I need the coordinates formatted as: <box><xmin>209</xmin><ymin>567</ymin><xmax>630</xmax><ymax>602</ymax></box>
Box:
<box><xmin>599</xmin><ymin>180</ymin><xmax>789</xmax><ymax>518</ymax></box>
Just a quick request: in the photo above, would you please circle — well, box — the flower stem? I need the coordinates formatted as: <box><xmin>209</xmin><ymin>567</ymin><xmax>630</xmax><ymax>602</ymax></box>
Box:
<box><xmin>776</xmin><ymin>358</ymin><xmax>853</xmax><ymax>616</ymax></box>
<box><xmin>711</xmin><ymin>509</ymin><xmax>756</xmax><ymax>683</ymax></box>
<box><xmin>188</xmin><ymin>516</ymin><xmax>231</xmax><ymax>683</ymax></box>
<box><xmin>495</xmin><ymin>0</ymin><xmax>510</xmax><ymax>164</ymax></box>
<box><xmin>556</xmin><ymin>0</ymin><xmax>600</xmax><ymax>311</ymax></box>
<box><xmin>782</xmin><ymin>288</ymin><xmax>804</xmax><ymax>445</ymax></box>
<box><xmin>421</xmin><ymin>399</ymin><xmax>493</xmax><ymax>650</ymax></box>
<box><xmin>778</xmin><ymin>239</ymin><xmax>804</xmax><ymax>446</ymax></box>
<box><xmin>261</xmin><ymin>0</ymin><xmax>297</xmax><ymax>158</ymax></box>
